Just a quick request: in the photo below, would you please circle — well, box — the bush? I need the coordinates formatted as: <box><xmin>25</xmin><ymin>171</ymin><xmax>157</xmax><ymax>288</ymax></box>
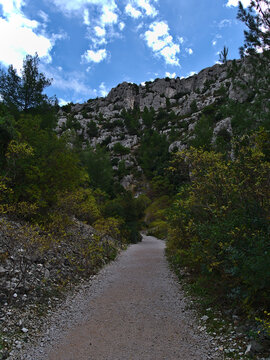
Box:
<box><xmin>167</xmin><ymin>130</ymin><xmax>270</xmax><ymax>310</ymax></box>
<box><xmin>113</xmin><ymin>142</ymin><xmax>130</xmax><ymax>155</ymax></box>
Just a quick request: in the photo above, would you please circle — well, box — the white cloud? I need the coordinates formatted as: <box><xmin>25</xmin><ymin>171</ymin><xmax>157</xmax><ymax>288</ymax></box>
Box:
<box><xmin>218</xmin><ymin>19</ymin><xmax>232</xmax><ymax>28</ymax></box>
<box><xmin>125</xmin><ymin>4</ymin><xmax>142</xmax><ymax>18</ymax></box>
<box><xmin>226</xmin><ymin>0</ymin><xmax>251</xmax><ymax>7</ymax></box>
<box><xmin>178</xmin><ymin>36</ymin><xmax>184</xmax><ymax>44</ymax></box>
<box><xmin>125</xmin><ymin>0</ymin><xmax>157</xmax><ymax>18</ymax></box>
<box><xmin>0</xmin><ymin>0</ymin><xmax>55</xmax><ymax>70</ymax></box>
<box><xmin>83</xmin><ymin>9</ymin><xmax>90</xmax><ymax>25</ymax></box>
<box><xmin>165</xmin><ymin>72</ymin><xmax>176</xmax><ymax>78</ymax></box>
<box><xmin>119</xmin><ymin>22</ymin><xmax>125</xmax><ymax>31</ymax></box>
<box><xmin>59</xmin><ymin>98</ymin><xmax>69</xmax><ymax>106</ymax></box>
<box><xmin>99</xmin><ymin>82</ymin><xmax>109</xmax><ymax>97</ymax></box>
<box><xmin>47</xmin><ymin>0</ymin><xmax>114</xmax><ymax>13</ymax></box>
<box><xmin>187</xmin><ymin>71</ymin><xmax>197</xmax><ymax>77</ymax></box>
<box><xmin>136</xmin><ymin>0</ymin><xmax>158</xmax><ymax>17</ymax></box>
<box><xmin>48</xmin><ymin>0</ymin><xmax>119</xmax><ymax>33</ymax></box>
<box><xmin>38</xmin><ymin>10</ymin><xmax>49</xmax><ymax>23</ymax></box>
<box><xmin>136</xmin><ymin>22</ymin><xmax>144</xmax><ymax>31</ymax></box>
<box><xmin>82</xmin><ymin>48</ymin><xmax>107</xmax><ymax>63</ymax></box>
<box><xmin>95</xmin><ymin>26</ymin><xmax>106</xmax><ymax>37</ymax></box>
<box><xmin>144</xmin><ymin>21</ymin><xmax>180</xmax><ymax>66</ymax></box>
<box><xmin>212</xmin><ymin>34</ymin><xmax>222</xmax><ymax>47</ymax></box>
<box><xmin>42</xmin><ymin>66</ymin><xmax>92</xmax><ymax>95</ymax></box>
<box><xmin>185</xmin><ymin>48</ymin><xmax>193</xmax><ymax>55</ymax></box>
<box><xmin>100</xmin><ymin>4</ymin><xmax>118</xmax><ymax>26</ymax></box>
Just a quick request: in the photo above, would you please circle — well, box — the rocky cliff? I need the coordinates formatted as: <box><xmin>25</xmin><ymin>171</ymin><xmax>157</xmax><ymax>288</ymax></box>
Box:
<box><xmin>57</xmin><ymin>58</ymin><xmax>266</xmax><ymax>189</ymax></box>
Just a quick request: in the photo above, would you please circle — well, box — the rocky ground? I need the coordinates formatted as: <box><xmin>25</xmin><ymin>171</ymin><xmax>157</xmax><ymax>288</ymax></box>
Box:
<box><xmin>12</xmin><ymin>235</ymin><xmax>220</xmax><ymax>360</ymax></box>
<box><xmin>1</xmin><ymin>234</ymin><xmax>269</xmax><ymax>359</ymax></box>
<box><xmin>4</xmin><ymin>234</ymin><xmax>268</xmax><ymax>360</ymax></box>
<box><xmin>0</xmin><ymin>217</ymin><xmax>121</xmax><ymax>359</ymax></box>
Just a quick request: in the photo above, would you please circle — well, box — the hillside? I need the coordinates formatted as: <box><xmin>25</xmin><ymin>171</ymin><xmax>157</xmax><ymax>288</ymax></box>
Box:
<box><xmin>58</xmin><ymin>57</ymin><xmax>268</xmax><ymax>190</ymax></box>
<box><xmin>0</xmin><ymin>51</ymin><xmax>269</xmax><ymax>358</ymax></box>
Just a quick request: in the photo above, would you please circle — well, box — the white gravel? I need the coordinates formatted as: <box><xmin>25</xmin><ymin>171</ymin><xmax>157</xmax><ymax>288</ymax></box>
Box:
<box><xmin>14</xmin><ymin>235</ymin><xmax>220</xmax><ymax>360</ymax></box>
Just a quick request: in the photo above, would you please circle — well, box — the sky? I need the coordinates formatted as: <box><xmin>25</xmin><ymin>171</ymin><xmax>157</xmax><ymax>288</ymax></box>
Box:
<box><xmin>0</xmin><ymin>0</ymin><xmax>252</xmax><ymax>105</ymax></box>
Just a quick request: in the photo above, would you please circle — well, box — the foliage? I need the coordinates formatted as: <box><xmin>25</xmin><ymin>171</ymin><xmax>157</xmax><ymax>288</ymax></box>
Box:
<box><xmin>102</xmin><ymin>191</ymin><xmax>144</xmax><ymax>243</ymax></box>
<box><xmin>57</xmin><ymin>188</ymin><xmax>101</xmax><ymax>224</ymax></box>
<box><xmin>236</xmin><ymin>1</ymin><xmax>270</xmax><ymax>122</ymax></box>
<box><xmin>113</xmin><ymin>142</ymin><xmax>130</xmax><ymax>155</ymax></box>
<box><xmin>256</xmin><ymin>311</ymin><xmax>270</xmax><ymax>337</ymax></box>
<box><xmin>237</xmin><ymin>0</ymin><xmax>270</xmax><ymax>57</ymax></box>
<box><xmin>190</xmin><ymin>115</ymin><xmax>213</xmax><ymax>150</ymax></box>
<box><xmin>81</xmin><ymin>146</ymin><xmax>114</xmax><ymax>194</ymax></box>
<box><xmin>190</xmin><ymin>100</ymin><xmax>198</xmax><ymax>113</ymax></box>
<box><xmin>219</xmin><ymin>46</ymin><xmax>229</xmax><ymax>63</ymax></box>
<box><xmin>138</xmin><ymin>129</ymin><xmax>170</xmax><ymax>178</ymax></box>
<box><xmin>0</xmin><ymin>53</ymin><xmax>52</xmax><ymax>112</ymax></box>
<box><xmin>145</xmin><ymin>195</ymin><xmax>172</xmax><ymax>239</ymax></box>
<box><xmin>86</xmin><ymin>120</ymin><xmax>99</xmax><ymax>137</ymax></box>
<box><xmin>121</xmin><ymin>107</ymin><xmax>141</xmax><ymax>135</ymax></box>
<box><xmin>142</xmin><ymin>106</ymin><xmax>155</xmax><ymax>128</ymax></box>
<box><xmin>0</xmin><ymin>114</ymin><xmax>84</xmax><ymax>212</ymax></box>
<box><xmin>0</xmin><ymin>115</ymin><xmax>18</xmax><ymax>168</ymax></box>
<box><xmin>167</xmin><ymin>130</ymin><xmax>270</xmax><ymax>310</ymax></box>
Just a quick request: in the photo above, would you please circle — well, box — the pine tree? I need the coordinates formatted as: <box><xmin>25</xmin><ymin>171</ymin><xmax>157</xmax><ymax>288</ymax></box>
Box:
<box><xmin>0</xmin><ymin>53</ymin><xmax>52</xmax><ymax>112</ymax></box>
<box><xmin>237</xmin><ymin>0</ymin><xmax>270</xmax><ymax>57</ymax></box>
<box><xmin>219</xmin><ymin>46</ymin><xmax>229</xmax><ymax>64</ymax></box>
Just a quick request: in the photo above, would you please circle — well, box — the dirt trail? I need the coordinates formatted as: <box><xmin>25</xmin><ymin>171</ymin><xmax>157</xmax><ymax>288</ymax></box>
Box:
<box><xmin>21</xmin><ymin>235</ymin><xmax>218</xmax><ymax>360</ymax></box>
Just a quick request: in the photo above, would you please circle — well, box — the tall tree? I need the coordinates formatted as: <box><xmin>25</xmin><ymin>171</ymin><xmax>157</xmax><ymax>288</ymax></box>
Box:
<box><xmin>235</xmin><ymin>0</ymin><xmax>270</xmax><ymax>125</ymax></box>
<box><xmin>0</xmin><ymin>53</ymin><xmax>52</xmax><ymax>112</ymax></box>
<box><xmin>0</xmin><ymin>65</ymin><xmax>21</xmax><ymax>111</ymax></box>
<box><xmin>237</xmin><ymin>0</ymin><xmax>270</xmax><ymax>57</ymax></box>
<box><xmin>20</xmin><ymin>53</ymin><xmax>52</xmax><ymax>111</ymax></box>
<box><xmin>219</xmin><ymin>46</ymin><xmax>229</xmax><ymax>63</ymax></box>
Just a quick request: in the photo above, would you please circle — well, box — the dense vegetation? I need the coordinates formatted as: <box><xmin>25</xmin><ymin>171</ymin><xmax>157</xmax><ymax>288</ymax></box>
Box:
<box><xmin>0</xmin><ymin>54</ymin><xmax>146</xmax><ymax>310</ymax></box>
<box><xmin>156</xmin><ymin>0</ymin><xmax>270</xmax><ymax>335</ymax></box>
<box><xmin>0</xmin><ymin>0</ymin><xmax>269</xmax><ymax>343</ymax></box>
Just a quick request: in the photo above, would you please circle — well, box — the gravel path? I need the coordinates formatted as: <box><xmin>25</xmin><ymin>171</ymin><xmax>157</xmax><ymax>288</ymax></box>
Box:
<box><xmin>18</xmin><ymin>235</ymin><xmax>219</xmax><ymax>360</ymax></box>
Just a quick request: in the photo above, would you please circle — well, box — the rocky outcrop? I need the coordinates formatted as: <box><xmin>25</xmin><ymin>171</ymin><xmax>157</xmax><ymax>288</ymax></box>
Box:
<box><xmin>57</xmin><ymin>58</ymin><xmax>261</xmax><ymax>189</ymax></box>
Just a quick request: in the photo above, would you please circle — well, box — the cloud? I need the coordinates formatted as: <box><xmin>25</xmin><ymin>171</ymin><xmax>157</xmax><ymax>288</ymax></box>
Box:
<box><xmin>119</xmin><ymin>22</ymin><xmax>125</xmax><ymax>31</ymax></box>
<box><xmin>38</xmin><ymin>10</ymin><xmax>49</xmax><ymax>23</ymax></box>
<box><xmin>187</xmin><ymin>71</ymin><xmax>197</xmax><ymax>77</ymax></box>
<box><xmin>99</xmin><ymin>82</ymin><xmax>109</xmax><ymax>96</ymax></box>
<box><xmin>212</xmin><ymin>34</ymin><xmax>222</xmax><ymax>47</ymax></box>
<box><xmin>165</xmin><ymin>72</ymin><xmax>176</xmax><ymax>78</ymax></box>
<box><xmin>178</xmin><ymin>36</ymin><xmax>184</xmax><ymax>44</ymax></box>
<box><xmin>42</xmin><ymin>65</ymin><xmax>92</xmax><ymax>96</ymax></box>
<box><xmin>226</xmin><ymin>0</ymin><xmax>251</xmax><ymax>7</ymax></box>
<box><xmin>125</xmin><ymin>4</ymin><xmax>142</xmax><ymax>18</ymax></box>
<box><xmin>0</xmin><ymin>0</ymin><xmax>55</xmax><ymax>70</ymax></box>
<box><xmin>144</xmin><ymin>21</ymin><xmax>180</xmax><ymax>66</ymax></box>
<box><xmin>218</xmin><ymin>19</ymin><xmax>232</xmax><ymax>28</ymax></box>
<box><xmin>82</xmin><ymin>48</ymin><xmax>107</xmax><ymax>63</ymax></box>
<box><xmin>47</xmin><ymin>0</ymin><xmax>119</xmax><ymax>31</ymax></box>
<box><xmin>125</xmin><ymin>0</ymin><xmax>157</xmax><ymax>18</ymax></box>
<box><xmin>185</xmin><ymin>48</ymin><xmax>193</xmax><ymax>55</ymax></box>
<box><xmin>47</xmin><ymin>0</ymin><xmax>115</xmax><ymax>13</ymax></box>
<box><xmin>83</xmin><ymin>9</ymin><xmax>90</xmax><ymax>25</ymax></box>
<box><xmin>94</xmin><ymin>26</ymin><xmax>106</xmax><ymax>37</ymax></box>
<box><xmin>100</xmin><ymin>4</ymin><xmax>118</xmax><ymax>26</ymax></box>
<box><xmin>136</xmin><ymin>0</ymin><xmax>158</xmax><ymax>17</ymax></box>
<box><xmin>59</xmin><ymin>98</ymin><xmax>69</xmax><ymax>106</ymax></box>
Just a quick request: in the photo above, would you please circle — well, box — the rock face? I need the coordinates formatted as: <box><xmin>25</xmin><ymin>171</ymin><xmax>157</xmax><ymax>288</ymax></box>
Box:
<box><xmin>57</xmin><ymin>58</ymin><xmax>260</xmax><ymax>189</ymax></box>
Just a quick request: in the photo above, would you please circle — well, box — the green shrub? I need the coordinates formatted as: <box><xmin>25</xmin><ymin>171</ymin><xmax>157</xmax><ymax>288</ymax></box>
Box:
<box><xmin>167</xmin><ymin>130</ymin><xmax>270</xmax><ymax>310</ymax></box>
<box><xmin>113</xmin><ymin>142</ymin><xmax>130</xmax><ymax>155</ymax></box>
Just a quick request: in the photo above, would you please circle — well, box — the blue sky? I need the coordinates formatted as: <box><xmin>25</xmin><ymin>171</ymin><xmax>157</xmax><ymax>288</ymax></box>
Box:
<box><xmin>0</xmin><ymin>0</ymin><xmax>251</xmax><ymax>105</ymax></box>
